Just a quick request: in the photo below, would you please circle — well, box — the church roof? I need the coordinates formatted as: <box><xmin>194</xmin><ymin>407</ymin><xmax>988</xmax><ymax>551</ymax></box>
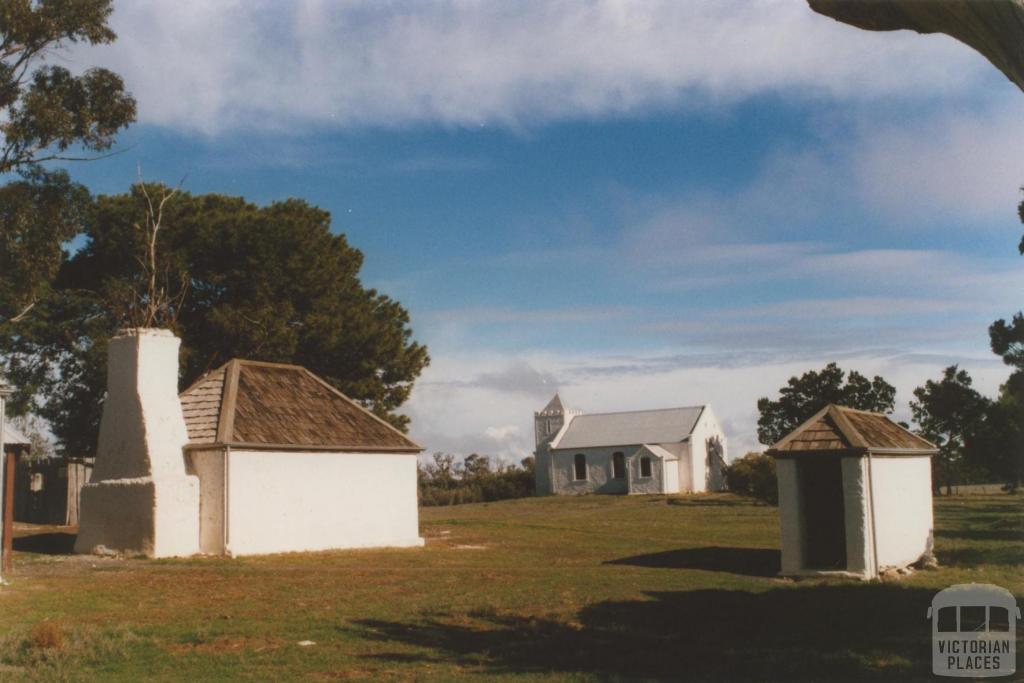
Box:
<box><xmin>635</xmin><ymin>444</ymin><xmax>679</xmax><ymax>461</ymax></box>
<box><xmin>552</xmin><ymin>406</ymin><xmax>705</xmax><ymax>450</ymax></box>
<box><xmin>538</xmin><ymin>393</ymin><xmax>564</xmax><ymax>415</ymax></box>
<box><xmin>768</xmin><ymin>404</ymin><xmax>936</xmax><ymax>455</ymax></box>
<box><xmin>180</xmin><ymin>359</ymin><xmax>422</xmax><ymax>453</ymax></box>
<box><xmin>2</xmin><ymin>422</ymin><xmax>30</xmax><ymax>447</ymax></box>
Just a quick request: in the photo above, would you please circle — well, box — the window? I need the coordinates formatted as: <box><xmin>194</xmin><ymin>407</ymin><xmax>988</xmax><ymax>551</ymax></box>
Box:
<box><xmin>612</xmin><ymin>452</ymin><xmax>625</xmax><ymax>479</ymax></box>
<box><xmin>639</xmin><ymin>457</ymin><xmax>652</xmax><ymax>478</ymax></box>
<box><xmin>574</xmin><ymin>453</ymin><xmax>587</xmax><ymax>481</ymax></box>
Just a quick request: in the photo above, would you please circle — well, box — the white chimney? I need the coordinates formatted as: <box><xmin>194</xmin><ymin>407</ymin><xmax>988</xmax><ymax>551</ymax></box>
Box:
<box><xmin>75</xmin><ymin>329</ymin><xmax>199</xmax><ymax>557</ymax></box>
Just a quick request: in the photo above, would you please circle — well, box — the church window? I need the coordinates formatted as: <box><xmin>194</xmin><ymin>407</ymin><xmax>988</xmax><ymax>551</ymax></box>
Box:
<box><xmin>612</xmin><ymin>452</ymin><xmax>625</xmax><ymax>479</ymax></box>
<box><xmin>639</xmin><ymin>457</ymin><xmax>652</xmax><ymax>478</ymax></box>
<box><xmin>574</xmin><ymin>453</ymin><xmax>587</xmax><ymax>480</ymax></box>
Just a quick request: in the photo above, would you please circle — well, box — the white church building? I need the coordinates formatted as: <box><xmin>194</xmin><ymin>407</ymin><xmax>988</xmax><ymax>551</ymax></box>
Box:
<box><xmin>533</xmin><ymin>394</ymin><xmax>727</xmax><ymax>496</ymax></box>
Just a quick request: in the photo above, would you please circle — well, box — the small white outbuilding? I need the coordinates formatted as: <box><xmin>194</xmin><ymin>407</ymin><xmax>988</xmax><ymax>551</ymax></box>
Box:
<box><xmin>767</xmin><ymin>404</ymin><xmax>938</xmax><ymax>580</ymax></box>
<box><xmin>75</xmin><ymin>328</ymin><xmax>424</xmax><ymax>558</ymax></box>
<box><xmin>180</xmin><ymin>359</ymin><xmax>425</xmax><ymax>556</ymax></box>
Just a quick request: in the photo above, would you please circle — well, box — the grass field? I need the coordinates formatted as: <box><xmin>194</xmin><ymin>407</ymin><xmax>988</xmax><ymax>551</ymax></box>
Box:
<box><xmin>0</xmin><ymin>493</ymin><xmax>1021</xmax><ymax>681</ymax></box>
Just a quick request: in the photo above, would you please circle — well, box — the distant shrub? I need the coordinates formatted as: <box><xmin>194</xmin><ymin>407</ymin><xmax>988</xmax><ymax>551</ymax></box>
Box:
<box><xmin>724</xmin><ymin>452</ymin><xmax>778</xmax><ymax>505</ymax></box>
<box><xmin>418</xmin><ymin>453</ymin><xmax>534</xmax><ymax>506</ymax></box>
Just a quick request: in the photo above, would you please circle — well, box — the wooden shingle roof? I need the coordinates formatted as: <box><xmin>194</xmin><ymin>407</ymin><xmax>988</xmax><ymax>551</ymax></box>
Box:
<box><xmin>180</xmin><ymin>359</ymin><xmax>422</xmax><ymax>453</ymax></box>
<box><xmin>768</xmin><ymin>404</ymin><xmax>936</xmax><ymax>456</ymax></box>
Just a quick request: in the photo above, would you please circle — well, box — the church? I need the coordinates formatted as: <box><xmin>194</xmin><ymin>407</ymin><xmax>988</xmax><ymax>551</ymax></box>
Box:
<box><xmin>533</xmin><ymin>394</ymin><xmax>728</xmax><ymax>496</ymax></box>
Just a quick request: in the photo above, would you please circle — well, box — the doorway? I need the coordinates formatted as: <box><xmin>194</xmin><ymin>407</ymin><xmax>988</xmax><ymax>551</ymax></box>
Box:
<box><xmin>798</xmin><ymin>457</ymin><xmax>847</xmax><ymax>570</ymax></box>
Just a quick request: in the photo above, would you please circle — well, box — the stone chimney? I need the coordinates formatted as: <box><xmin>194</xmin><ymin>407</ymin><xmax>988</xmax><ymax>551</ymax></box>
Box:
<box><xmin>74</xmin><ymin>329</ymin><xmax>200</xmax><ymax>557</ymax></box>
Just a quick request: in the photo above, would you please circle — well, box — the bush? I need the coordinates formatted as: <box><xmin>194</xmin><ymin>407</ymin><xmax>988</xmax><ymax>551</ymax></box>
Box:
<box><xmin>418</xmin><ymin>453</ymin><xmax>535</xmax><ymax>506</ymax></box>
<box><xmin>724</xmin><ymin>452</ymin><xmax>778</xmax><ymax>505</ymax></box>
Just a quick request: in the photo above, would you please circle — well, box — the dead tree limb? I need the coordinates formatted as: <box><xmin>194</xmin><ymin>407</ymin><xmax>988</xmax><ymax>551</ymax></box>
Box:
<box><xmin>808</xmin><ymin>0</ymin><xmax>1024</xmax><ymax>93</ymax></box>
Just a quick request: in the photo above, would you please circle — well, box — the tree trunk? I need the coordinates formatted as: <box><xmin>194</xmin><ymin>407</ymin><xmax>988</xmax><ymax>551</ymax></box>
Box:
<box><xmin>808</xmin><ymin>0</ymin><xmax>1024</xmax><ymax>93</ymax></box>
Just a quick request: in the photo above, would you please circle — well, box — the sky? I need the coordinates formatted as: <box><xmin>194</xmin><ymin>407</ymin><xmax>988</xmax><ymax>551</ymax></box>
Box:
<box><xmin>59</xmin><ymin>0</ymin><xmax>1024</xmax><ymax>461</ymax></box>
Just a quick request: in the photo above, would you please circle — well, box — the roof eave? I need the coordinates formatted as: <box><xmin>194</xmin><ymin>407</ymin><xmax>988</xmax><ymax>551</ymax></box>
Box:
<box><xmin>185</xmin><ymin>441</ymin><xmax>423</xmax><ymax>454</ymax></box>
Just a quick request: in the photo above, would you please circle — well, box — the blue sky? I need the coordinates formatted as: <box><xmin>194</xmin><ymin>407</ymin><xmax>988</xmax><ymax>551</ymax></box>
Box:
<box><xmin>63</xmin><ymin>1</ymin><xmax>1024</xmax><ymax>459</ymax></box>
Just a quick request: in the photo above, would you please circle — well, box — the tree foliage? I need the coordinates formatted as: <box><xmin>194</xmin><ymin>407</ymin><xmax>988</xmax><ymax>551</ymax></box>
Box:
<box><xmin>0</xmin><ymin>0</ymin><xmax>135</xmax><ymax>327</ymax></box>
<box><xmin>0</xmin><ymin>0</ymin><xmax>135</xmax><ymax>173</ymax></box>
<box><xmin>0</xmin><ymin>168</ymin><xmax>91</xmax><ymax>322</ymax></box>
<box><xmin>722</xmin><ymin>452</ymin><xmax>777</xmax><ymax>505</ymax></box>
<box><xmin>756</xmin><ymin>362</ymin><xmax>896</xmax><ymax>445</ymax></box>
<box><xmin>2</xmin><ymin>185</ymin><xmax>430</xmax><ymax>454</ymax></box>
<box><xmin>910</xmin><ymin>366</ymin><xmax>992</xmax><ymax>493</ymax></box>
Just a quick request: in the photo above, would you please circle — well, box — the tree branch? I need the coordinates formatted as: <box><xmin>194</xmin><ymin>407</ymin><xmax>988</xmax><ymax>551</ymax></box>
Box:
<box><xmin>808</xmin><ymin>0</ymin><xmax>1024</xmax><ymax>93</ymax></box>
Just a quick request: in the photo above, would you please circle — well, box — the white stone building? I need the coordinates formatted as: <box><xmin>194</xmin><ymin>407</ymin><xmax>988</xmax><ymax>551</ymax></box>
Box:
<box><xmin>75</xmin><ymin>329</ymin><xmax>424</xmax><ymax>558</ymax></box>
<box><xmin>180</xmin><ymin>359</ymin><xmax>425</xmax><ymax>556</ymax></box>
<box><xmin>533</xmin><ymin>394</ymin><xmax>727</xmax><ymax>496</ymax></box>
<box><xmin>767</xmin><ymin>404</ymin><xmax>938</xmax><ymax>579</ymax></box>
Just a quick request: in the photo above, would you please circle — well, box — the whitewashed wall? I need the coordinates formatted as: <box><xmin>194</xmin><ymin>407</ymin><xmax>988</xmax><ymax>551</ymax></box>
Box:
<box><xmin>775</xmin><ymin>458</ymin><xmax>803</xmax><ymax>574</ymax></box>
<box><xmin>222</xmin><ymin>450</ymin><xmax>423</xmax><ymax>556</ymax></box>
<box><xmin>776</xmin><ymin>454</ymin><xmax>933</xmax><ymax>579</ymax></box>
<box><xmin>869</xmin><ymin>456</ymin><xmax>934</xmax><ymax>571</ymax></box>
<box><xmin>550</xmin><ymin>446</ymin><xmax>631</xmax><ymax>495</ymax></box>
<box><xmin>75</xmin><ymin>329</ymin><xmax>199</xmax><ymax>558</ymax></box>
<box><xmin>187</xmin><ymin>449</ymin><xmax>225</xmax><ymax>555</ymax></box>
<box><xmin>841</xmin><ymin>457</ymin><xmax>871</xmax><ymax>577</ymax></box>
<box><xmin>688</xmin><ymin>407</ymin><xmax>728</xmax><ymax>493</ymax></box>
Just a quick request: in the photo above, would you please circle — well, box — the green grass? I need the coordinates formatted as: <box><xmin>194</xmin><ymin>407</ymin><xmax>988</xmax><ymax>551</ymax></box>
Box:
<box><xmin>0</xmin><ymin>493</ymin><xmax>1021</xmax><ymax>681</ymax></box>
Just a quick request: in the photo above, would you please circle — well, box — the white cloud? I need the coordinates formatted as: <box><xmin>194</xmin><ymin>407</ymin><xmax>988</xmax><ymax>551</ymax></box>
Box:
<box><xmin>852</xmin><ymin>100</ymin><xmax>1024</xmax><ymax>221</ymax></box>
<box><xmin>404</xmin><ymin>347</ymin><xmax>1011</xmax><ymax>464</ymax></box>
<box><xmin>68</xmin><ymin>0</ymin><xmax>994</xmax><ymax>133</ymax></box>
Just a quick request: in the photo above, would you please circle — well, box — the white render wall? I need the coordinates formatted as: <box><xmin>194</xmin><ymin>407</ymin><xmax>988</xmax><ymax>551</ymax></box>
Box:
<box><xmin>75</xmin><ymin>329</ymin><xmax>200</xmax><ymax>558</ymax></box>
<box><xmin>775</xmin><ymin>454</ymin><xmax>934</xmax><ymax>579</ymax></box>
<box><xmin>222</xmin><ymin>450</ymin><xmax>423</xmax><ymax>555</ymax></box>
<box><xmin>550</xmin><ymin>446</ymin><xmax>631</xmax><ymax>495</ymax></box>
<box><xmin>187</xmin><ymin>449</ymin><xmax>225</xmax><ymax>555</ymax></box>
<box><xmin>775</xmin><ymin>458</ymin><xmax>804</xmax><ymax>574</ymax></box>
<box><xmin>869</xmin><ymin>456</ymin><xmax>934</xmax><ymax>571</ymax></box>
<box><xmin>688</xmin><ymin>406</ymin><xmax>728</xmax><ymax>492</ymax></box>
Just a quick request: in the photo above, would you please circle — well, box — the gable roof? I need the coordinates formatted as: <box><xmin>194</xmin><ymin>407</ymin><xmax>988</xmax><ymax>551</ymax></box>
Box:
<box><xmin>552</xmin><ymin>406</ymin><xmax>704</xmax><ymax>450</ymax></box>
<box><xmin>180</xmin><ymin>359</ymin><xmax>422</xmax><ymax>453</ymax></box>
<box><xmin>768</xmin><ymin>404</ymin><xmax>936</xmax><ymax>455</ymax></box>
<box><xmin>2</xmin><ymin>422</ymin><xmax>30</xmax><ymax>447</ymax></box>
<box><xmin>634</xmin><ymin>444</ymin><xmax>679</xmax><ymax>461</ymax></box>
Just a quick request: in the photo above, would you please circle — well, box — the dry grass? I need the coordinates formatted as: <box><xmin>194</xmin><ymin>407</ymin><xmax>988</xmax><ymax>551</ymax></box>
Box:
<box><xmin>0</xmin><ymin>493</ymin><xmax>1019</xmax><ymax>681</ymax></box>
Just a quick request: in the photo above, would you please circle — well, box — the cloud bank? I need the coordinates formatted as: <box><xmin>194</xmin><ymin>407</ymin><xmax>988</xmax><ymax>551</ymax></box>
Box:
<box><xmin>70</xmin><ymin>0</ymin><xmax>995</xmax><ymax>133</ymax></box>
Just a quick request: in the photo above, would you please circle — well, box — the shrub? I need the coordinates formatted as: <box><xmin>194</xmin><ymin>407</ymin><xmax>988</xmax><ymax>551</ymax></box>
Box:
<box><xmin>418</xmin><ymin>453</ymin><xmax>534</xmax><ymax>506</ymax></box>
<box><xmin>724</xmin><ymin>452</ymin><xmax>778</xmax><ymax>505</ymax></box>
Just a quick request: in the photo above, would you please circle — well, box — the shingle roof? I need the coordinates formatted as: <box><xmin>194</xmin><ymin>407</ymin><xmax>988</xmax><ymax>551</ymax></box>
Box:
<box><xmin>552</xmin><ymin>406</ymin><xmax>704</xmax><ymax>450</ymax></box>
<box><xmin>180</xmin><ymin>359</ymin><xmax>422</xmax><ymax>453</ymax></box>
<box><xmin>768</xmin><ymin>404</ymin><xmax>936</xmax><ymax>455</ymax></box>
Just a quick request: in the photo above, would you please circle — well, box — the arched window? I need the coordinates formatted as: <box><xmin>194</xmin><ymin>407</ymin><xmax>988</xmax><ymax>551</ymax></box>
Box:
<box><xmin>639</xmin><ymin>456</ymin><xmax>652</xmax><ymax>478</ymax></box>
<box><xmin>612</xmin><ymin>452</ymin><xmax>625</xmax><ymax>479</ymax></box>
<box><xmin>574</xmin><ymin>453</ymin><xmax>587</xmax><ymax>481</ymax></box>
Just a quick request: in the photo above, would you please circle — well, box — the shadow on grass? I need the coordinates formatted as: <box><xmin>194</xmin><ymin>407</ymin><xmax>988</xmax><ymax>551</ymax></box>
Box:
<box><xmin>666</xmin><ymin>497</ymin><xmax>756</xmax><ymax>508</ymax></box>
<box><xmin>935</xmin><ymin>527</ymin><xmax>1024</xmax><ymax>543</ymax></box>
<box><xmin>13</xmin><ymin>532</ymin><xmax>77</xmax><ymax>555</ymax></box>
<box><xmin>606</xmin><ymin>546</ymin><xmax>780</xmax><ymax>577</ymax></box>
<box><xmin>348</xmin><ymin>584</ymin><xmax>937</xmax><ymax>681</ymax></box>
<box><xmin>938</xmin><ymin>545</ymin><xmax>1024</xmax><ymax>567</ymax></box>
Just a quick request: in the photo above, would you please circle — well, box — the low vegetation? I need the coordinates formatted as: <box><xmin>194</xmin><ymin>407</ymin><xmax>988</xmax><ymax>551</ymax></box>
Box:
<box><xmin>723</xmin><ymin>451</ymin><xmax>778</xmax><ymax>504</ymax></box>
<box><xmin>418</xmin><ymin>453</ymin><xmax>534</xmax><ymax>506</ymax></box>
<box><xmin>0</xmin><ymin>493</ymin><xmax>1020</xmax><ymax>681</ymax></box>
